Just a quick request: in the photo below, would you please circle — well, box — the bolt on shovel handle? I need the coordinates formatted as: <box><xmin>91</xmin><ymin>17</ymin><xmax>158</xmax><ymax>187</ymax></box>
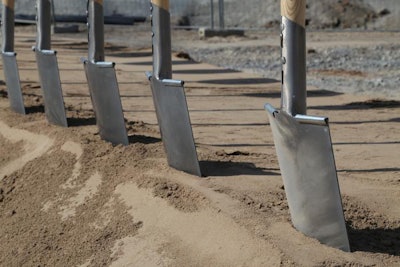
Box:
<box><xmin>1</xmin><ymin>0</ymin><xmax>15</xmax><ymax>52</ymax></box>
<box><xmin>151</xmin><ymin>0</ymin><xmax>172</xmax><ymax>79</ymax></box>
<box><xmin>87</xmin><ymin>0</ymin><xmax>105</xmax><ymax>62</ymax></box>
<box><xmin>36</xmin><ymin>0</ymin><xmax>52</xmax><ymax>50</ymax></box>
<box><xmin>280</xmin><ymin>0</ymin><xmax>307</xmax><ymax>116</ymax></box>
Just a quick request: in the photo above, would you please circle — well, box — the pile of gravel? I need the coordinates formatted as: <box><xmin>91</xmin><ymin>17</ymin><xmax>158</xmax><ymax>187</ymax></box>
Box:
<box><xmin>179</xmin><ymin>0</ymin><xmax>399</xmax><ymax>31</ymax></box>
<box><xmin>183</xmin><ymin>43</ymin><xmax>400</xmax><ymax>99</ymax></box>
<box><xmin>307</xmin><ymin>44</ymin><xmax>400</xmax><ymax>98</ymax></box>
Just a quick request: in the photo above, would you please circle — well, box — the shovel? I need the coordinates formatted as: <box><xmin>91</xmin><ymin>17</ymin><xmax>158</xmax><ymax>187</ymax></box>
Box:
<box><xmin>82</xmin><ymin>0</ymin><xmax>128</xmax><ymax>145</ymax></box>
<box><xmin>146</xmin><ymin>0</ymin><xmax>201</xmax><ymax>177</ymax></box>
<box><xmin>33</xmin><ymin>0</ymin><xmax>68</xmax><ymax>127</ymax></box>
<box><xmin>265</xmin><ymin>0</ymin><xmax>350</xmax><ymax>251</ymax></box>
<box><xmin>1</xmin><ymin>0</ymin><xmax>25</xmax><ymax>114</ymax></box>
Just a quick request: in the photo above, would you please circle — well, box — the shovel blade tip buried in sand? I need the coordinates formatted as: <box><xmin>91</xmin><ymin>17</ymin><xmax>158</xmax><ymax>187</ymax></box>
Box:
<box><xmin>34</xmin><ymin>49</ymin><xmax>68</xmax><ymax>127</ymax></box>
<box><xmin>1</xmin><ymin>52</ymin><xmax>25</xmax><ymax>114</ymax></box>
<box><xmin>83</xmin><ymin>0</ymin><xmax>128</xmax><ymax>146</ymax></box>
<box><xmin>265</xmin><ymin>104</ymin><xmax>350</xmax><ymax>252</ymax></box>
<box><xmin>267</xmin><ymin>0</ymin><xmax>350</xmax><ymax>251</ymax></box>
<box><xmin>33</xmin><ymin>0</ymin><xmax>68</xmax><ymax>127</ymax></box>
<box><xmin>148</xmin><ymin>1</ymin><xmax>201</xmax><ymax>177</ymax></box>
<box><xmin>147</xmin><ymin>73</ymin><xmax>202</xmax><ymax>177</ymax></box>
<box><xmin>84</xmin><ymin>60</ymin><xmax>129</xmax><ymax>146</ymax></box>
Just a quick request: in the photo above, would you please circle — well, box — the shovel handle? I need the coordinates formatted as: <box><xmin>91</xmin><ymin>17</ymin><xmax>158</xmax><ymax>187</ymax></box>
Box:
<box><xmin>151</xmin><ymin>0</ymin><xmax>169</xmax><ymax>10</ymax></box>
<box><xmin>36</xmin><ymin>0</ymin><xmax>52</xmax><ymax>50</ymax></box>
<box><xmin>1</xmin><ymin>0</ymin><xmax>15</xmax><ymax>52</ymax></box>
<box><xmin>151</xmin><ymin>0</ymin><xmax>172</xmax><ymax>79</ymax></box>
<box><xmin>87</xmin><ymin>0</ymin><xmax>105</xmax><ymax>62</ymax></box>
<box><xmin>2</xmin><ymin>0</ymin><xmax>14</xmax><ymax>8</ymax></box>
<box><xmin>281</xmin><ymin>0</ymin><xmax>306</xmax><ymax>28</ymax></box>
<box><xmin>280</xmin><ymin>0</ymin><xmax>307</xmax><ymax>116</ymax></box>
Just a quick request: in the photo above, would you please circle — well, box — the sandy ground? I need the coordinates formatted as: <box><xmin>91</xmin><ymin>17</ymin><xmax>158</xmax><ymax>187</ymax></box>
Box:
<box><xmin>0</xmin><ymin>26</ymin><xmax>399</xmax><ymax>266</ymax></box>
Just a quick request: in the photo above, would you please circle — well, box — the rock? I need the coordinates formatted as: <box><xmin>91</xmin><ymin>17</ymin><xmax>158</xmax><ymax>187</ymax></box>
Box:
<box><xmin>379</xmin><ymin>9</ymin><xmax>391</xmax><ymax>16</ymax></box>
<box><xmin>171</xmin><ymin>16</ymin><xmax>191</xmax><ymax>27</ymax></box>
<box><xmin>308</xmin><ymin>48</ymin><xmax>317</xmax><ymax>54</ymax></box>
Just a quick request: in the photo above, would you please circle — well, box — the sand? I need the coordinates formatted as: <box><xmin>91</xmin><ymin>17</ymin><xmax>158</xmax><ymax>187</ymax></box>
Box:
<box><xmin>0</xmin><ymin>28</ymin><xmax>399</xmax><ymax>266</ymax></box>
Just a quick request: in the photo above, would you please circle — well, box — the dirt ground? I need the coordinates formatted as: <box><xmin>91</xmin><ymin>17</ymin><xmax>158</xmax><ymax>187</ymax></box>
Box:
<box><xmin>0</xmin><ymin>25</ymin><xmax>399</xmax><ymax>266</ymax></box>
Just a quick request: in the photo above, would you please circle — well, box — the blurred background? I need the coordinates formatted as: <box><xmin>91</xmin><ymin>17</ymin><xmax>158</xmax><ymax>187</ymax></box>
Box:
<box><xmin>2</xmin><ymin>0</ymin><xmax>399</xmax><ymax>31</ymax></box>
<box><xmin>0</xmin><ymin>0</ymin><xmax>398</xmax><ymax>99</ymax></box>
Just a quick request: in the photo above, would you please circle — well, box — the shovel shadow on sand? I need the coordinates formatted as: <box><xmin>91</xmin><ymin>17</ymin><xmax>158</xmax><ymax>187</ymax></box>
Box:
<box><xmin>66</xmin><ymin>117</ymin><xmax>97</xmax><ymax>127</ymax></box>
<box><xmin>310</xmin><ymin>99</ymin><xmax>400</xmax><ymax>111</ymax></box>
<box><xmin>128</xmin><ymin>135</ymin><xmax>161</xmax><ymax>144</ymax></box>
<box><xmin>346</xmin><ymin>221</ymin><xmax>400</xmax><ymax>256</ymax></box>
<box><xmin>243</xmin><ymin>89</ymin><xmax>343</xmax><ymax>98</ymax></box>
<box><xmin>25</xmin><ymin>104</ymin><xmax>45</xmax><ymax>114</ymax></box>
<box><xmin>199</xmin><ymin>161</ymin><xmax>280</xmax><ymax>177</ymax></box>
<box><xmin>62</xmin><ymin>106</ymin><xmax>97</xmax><ymax>127</ymax></box>
<box><xmin>198</xmin><ymin>78</ymin><xmax>278</xmax><ymax>85</ymax></box>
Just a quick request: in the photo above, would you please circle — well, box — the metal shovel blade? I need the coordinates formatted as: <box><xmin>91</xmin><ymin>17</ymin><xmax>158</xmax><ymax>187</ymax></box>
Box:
<box><xmin>265</xmin><ymin>104</ymin><xmax>350</xmax><ymax>252</ymax></box>
<box><xmin>1</xmin><ymin>52</ymin><xmax>25</xmax><ymax>114</ymax></box>
<box><xmin>35</xmin><ymin>49</ymin><xmax>68</xmax><ymax>127</ymax></box>
<box><xmin>83</xmin><ymin>60</ymin><xmax>128</xmax><ymax>146</ymax></box>
<box><xmin>147</xmin><ymin>73</ymin><xmax>201</xmax><ymax>177</ymax></box>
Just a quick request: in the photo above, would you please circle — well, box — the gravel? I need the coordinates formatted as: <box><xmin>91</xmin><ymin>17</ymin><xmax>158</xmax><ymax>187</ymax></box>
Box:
<box><xmin>57</xmin><ymin>22</ymin><xmax>400</xmax><ymax>100</ymax></box>
<box><xmin>178</xmin><ymin>41</ymin><xmax>400</xmax><ymax>99</ymax></box>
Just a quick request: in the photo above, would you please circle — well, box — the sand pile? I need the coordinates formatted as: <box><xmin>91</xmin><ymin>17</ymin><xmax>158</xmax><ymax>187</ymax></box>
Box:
<box><xmin>0</xmin><ymin>29</ymin><xmax>399</xmax><ymax>266</ymax></box>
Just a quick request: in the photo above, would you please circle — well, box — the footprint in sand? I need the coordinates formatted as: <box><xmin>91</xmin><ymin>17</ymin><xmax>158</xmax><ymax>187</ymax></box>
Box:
<box><xmin>0</xmin><ymin>120</ymin><xmax>54</xmax><ymax>181</ymax></box>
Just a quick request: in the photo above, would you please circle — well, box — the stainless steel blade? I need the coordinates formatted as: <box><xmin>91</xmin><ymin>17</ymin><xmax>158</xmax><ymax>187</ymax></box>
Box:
<box><xmin>35</xmin><ymin>49</ymin><xmax>67</xmax><ymax>127</ymax></box>
<box><xmin>84</xmin><ymin>60</ymin><xmax>128</xmax><ymax>146</ymax></box>
<box><xmin>265</xmin><ymin>104</ymin><xmax>350</xmax><ymax>251</ymax></box>
<box><xmin>148</xmin><ymin>74</ymin><xmax>201</xmax><ymax>177</ymax></box>
<box><xmin>1</xmin><ymin>52</ymin><xmax>25</xmax><ymax>114</ymax></box>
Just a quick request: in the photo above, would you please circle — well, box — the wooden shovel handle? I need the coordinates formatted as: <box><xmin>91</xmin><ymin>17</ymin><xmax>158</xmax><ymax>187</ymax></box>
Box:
<box><xmin>93</xmin><ymin>0</ymin><xmax>103</xmax><ymax>4</ymax></box>
<box><xmin>281</xmin><ymin>0</ymin><xmax>306</xmax><ymax>28</ymax></box>
<box><xmin>151</xmin><ymin>0</ymin><xmax>169</xmax><ymax>11</ymax></box>
<box><xmin>2</xmin><ymin>0</ymin><xmax>15</xmax><ymax>9</ymax></box>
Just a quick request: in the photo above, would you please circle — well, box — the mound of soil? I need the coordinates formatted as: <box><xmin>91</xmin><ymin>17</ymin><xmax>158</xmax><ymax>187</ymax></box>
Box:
<box><xmin>0</xmin><ymin>28</ymin><xmax>399</xmax><ymax>266</ymax></box>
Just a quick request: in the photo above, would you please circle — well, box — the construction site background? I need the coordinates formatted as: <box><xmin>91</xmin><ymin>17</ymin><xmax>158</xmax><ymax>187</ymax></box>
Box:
<box><xmin>0</xmin><ymin>0</ymin><xmax>398</xmax><ymax>31</ymax></box>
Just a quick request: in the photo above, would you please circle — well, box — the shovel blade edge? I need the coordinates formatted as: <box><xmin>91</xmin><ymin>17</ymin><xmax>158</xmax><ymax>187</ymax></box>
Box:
<box><xmin>84</xmin><ymin>60</ymin><xmax>128</xmax><ymax>146</ymax></box>
<box><xmin>1</xmin><ymin>52</ymin><xmax>25</xmax><ymax>114</ymax></box>
<box><xmin>35</xmin><ymin>50</ymin><xmax>68</xmax><ymax>127</ymax></box>
<box><xmin>265</xmin><ymin>104</ymin><xmax>350</xmax><ymax>252</ymax></box>
<box><xmin>149</xmin><ymin>75</ymin><xmax>201</xmax><ymax>177</ymax></box>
